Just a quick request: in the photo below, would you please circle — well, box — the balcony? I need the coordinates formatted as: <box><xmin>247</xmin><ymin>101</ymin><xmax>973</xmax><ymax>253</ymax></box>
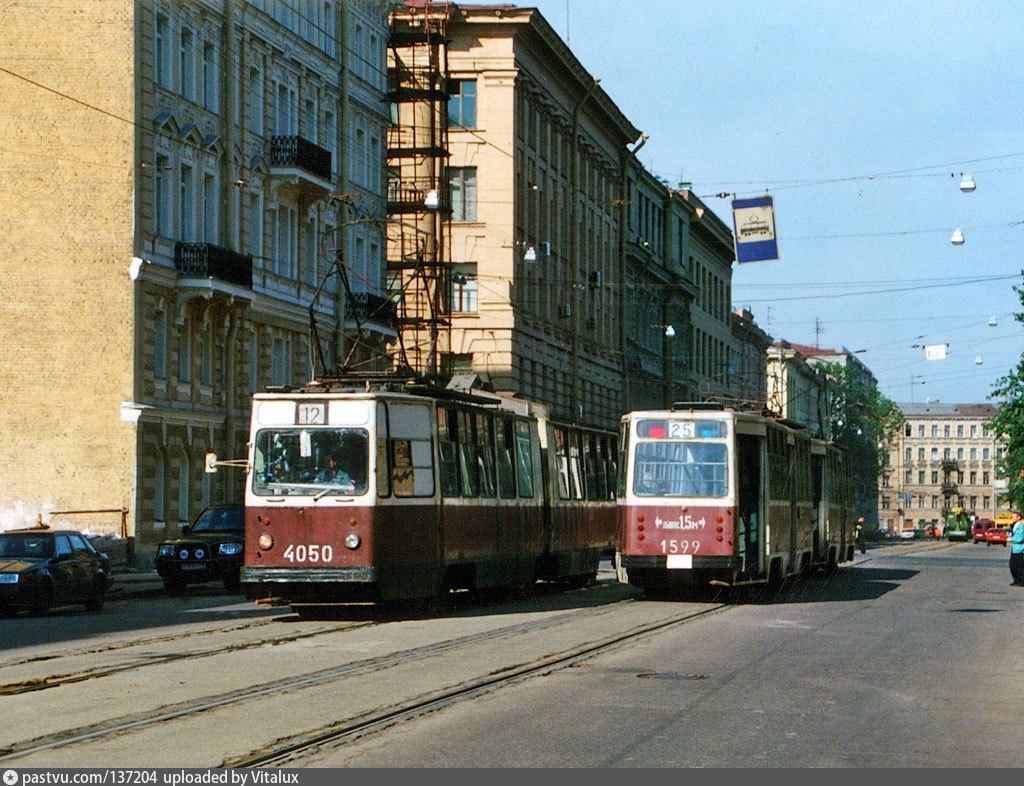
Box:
<box><xmin>941</xmin><ymin>458</ymin><xmax>958</xmax><ymax>472</ymax></box>
<box><xmin>941</xmin><ymin>481</ymin><xmax>958</xmax><ymax>495</ymax></box>
<box><xmin>269</xmin><ymin>136</ymin><xmax>332</xmax><ymax>203</ymax></box>
<box><xmin>345</xmin><ymin>292</ymin><xmax>396</xmax><ymax>326</ymax></box>
<box><xmin>174</xmin><ymin>243</ymin><xmax>252</xmax><ymax>289</ymax></box>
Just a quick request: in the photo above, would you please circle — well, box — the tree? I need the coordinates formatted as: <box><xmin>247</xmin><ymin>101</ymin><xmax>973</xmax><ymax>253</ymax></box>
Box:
<box><xmin>988</xmin><ymin>276</ymin><xmax>1024</xmax><ymax>509</ymax></box>
<box><xmin>817</xmin><ymin>360</ymin><xmax>904</xmax><ymax>523</ymax></box>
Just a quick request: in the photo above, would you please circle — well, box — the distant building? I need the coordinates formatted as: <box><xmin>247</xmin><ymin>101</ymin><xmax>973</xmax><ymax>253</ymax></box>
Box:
<box><xmin>879</xmin><ymin>403</ymin><xmax>1008</xmax><ymax>533</ymax></box>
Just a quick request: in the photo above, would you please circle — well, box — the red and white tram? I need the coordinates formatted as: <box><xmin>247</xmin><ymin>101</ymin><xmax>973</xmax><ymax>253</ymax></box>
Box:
<box><xmin>615</xmin><ymin>404</ymin><xmax>854</xmax><ymax>594</ymax></box>
<box><xmin>240</xmin><ymin>380</ymin><xmax>617</xmax><ymax>614</ymax></box>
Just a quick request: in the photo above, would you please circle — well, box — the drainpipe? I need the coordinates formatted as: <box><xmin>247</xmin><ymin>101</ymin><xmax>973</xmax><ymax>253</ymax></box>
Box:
<box><xmin>569</xmin><ymin>78</ymin><xmax>599</xmax><ymax>424</ymax></box>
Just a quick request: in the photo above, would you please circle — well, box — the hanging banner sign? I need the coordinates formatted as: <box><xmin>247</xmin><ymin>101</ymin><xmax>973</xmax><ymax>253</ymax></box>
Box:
<box><xmin>925</xmin><ymin>344</ymin><xmax>948</xmax><ymax>360</ymax></box>
<box><xmin>732</xmin><ymin>195</ymin><xmax>779</xmax><ymax>263</ymax></box>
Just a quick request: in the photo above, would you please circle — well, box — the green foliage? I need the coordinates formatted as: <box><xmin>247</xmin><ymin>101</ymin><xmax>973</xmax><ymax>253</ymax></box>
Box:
<box><xmin>818</xmin><ymin>360</ymin><xmax>904</xmax><ymax>472</ymax></box>
<box><xmin>988</xmin><ymin>276</ymin><xmax>1024</xmax><ymax>508</ymax></box>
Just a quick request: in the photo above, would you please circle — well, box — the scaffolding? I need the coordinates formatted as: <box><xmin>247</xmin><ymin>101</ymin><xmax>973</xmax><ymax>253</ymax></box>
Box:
<box><xmin>385</xmin><ymin>2</ymin><xmax>453</xmax><ymax>380</ymax></box>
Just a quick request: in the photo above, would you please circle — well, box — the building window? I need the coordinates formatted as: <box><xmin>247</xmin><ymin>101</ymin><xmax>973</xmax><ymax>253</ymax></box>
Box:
<box><xmin>930</xmin><ymin>471</ymin><xmax>938</xmax><ymax>483</ymax></box>
<box><xmin>970</xmin><ymin>447</ymin><xmax>977</xmax><ymax>460</ymax></box>
<box><xmin>154</xmin><ymin>155</ymin><xmax>170</xmax><ymax>236</ymax></box>
<box><xmin>177</xmin><ymin>456</ymin><xmax>190</xmax><ymax>525</ymax></box>
<box><xmin>881</xmin><ymin>496</ymin><xmax>890</xmax><ymax>509</ymax></box>
<box><xmin>905</xmin><ymin>422</ymin><xmax>912</xmax><ymax>437</ymax></box>
<box><xmin>202</xmin><ymin>174</ymin><xmax>217</xmax><ymax>243</ymax></box>
<box><xmin>178</xmin><ymin>318</ymin><xmax>191</xmax><ymax>383</ymax></box>
<box><xmin>249</xmin><ymin>68</ymin><xmax>263</xmax><ymax>134</ymax></box>
<box><xmin>930</xmin><ymin>448</ymin><xmax>937</xmax><ymax>461</ymax></box>
<box><xmin>931</xmin><ymin>495</ymin><xmax>939</xmax><ymax>509</ymax></box>
<box><xmin>272</xmin><ymin>337</ymin><xmax>291</xmax><ymax>386</ymax></box>
<box><xmin>249</xmin><ymin>329</ymin><xmax>259</xmax><ymax>394</ymax></box>
<box><xmin>155</xmin><ymin>14</ymin><xmax>171</xmax><ymax>89</ymax></box>
<box><xmin>970</xmin><ymin>424</ymin><xmax>978</xmax><ymax>438</ymax></box>
<box><xmin>203</xmin><ymin>41</ymin><xmax>217</xmax><ymax>111</ymax></box>
<box><xmin>983</xmin><ymin>496</ymin><xmax>990</xmax><ymax>509</ymax></box>
<box><xmin>451</xmin><ymin>263</ymin><xmax>478</xmax><ymax>313</ymax></box>
<box><xmin>153</xmin><ymin>451</ymin><xmax>166</xmax><ymax>526</ymax></box>
<box><xmin>983</xmin><ymin>447</ymin><xmax>990</xmax><ymax>460</ymax></box>
<box><xmin>983</xmin><ymin>471</ymin><xmax>990</xmax><ymax>484</ymax></box>
<box><xmin>943</xmin><ymin>424</ymin><xmax>951</xmax><ymax>437</ymax></box>
<box><xmin>957</xmin><ymin>447</ymin><xmax>964</xmax><ymax>460</ymax></box>
<box><xmin>154</xmin><ymin>308</ymin><xmax>167</xmax><ymax>380</ymax></box>
<box><xmin>303</xmin><ymin>219</ymin><xmax>317</xmax><ymax>286</ymax></box>
<box><xmin>180</xmin><ymin>28</ymin><xmax>195</xmax><ymax>101</ymax></box>
<box><xmin>917</xmin><ymin>424</ymin><xmax>925</xmax><ymax>438</ymax></box>
<box><xmin>931</xmin><ymin>424</ymin><xmax>938</xmax><ymax>438</ymax></box>
<box><xmin>200</xmin><ymin>324</ymin><xmax>212</xmax><ymax>385</ymax></box>
<box><xmin>448</xmin><ymin>79</ymin><xmax>477</xmax><ymax>128</ymax></box>
<box><xmin>450</xmin><ymin>167</ymin><xmax>477</xmax><ymax>221</ymax></box>
<box><xmin>905</xmin><ymin>447</ymin><xmax>912</xmax><ymax>461</ymax></box>
<box><xmin>970</xmin><ymin>471</ymin><xmax>977</xmax><ymax>484</ymax></box>
<box><xmin>957</xmin><ymin>424</ymin><xmax>964</xmax><ymax>437</ymax></box>
<box><xmin>180</xmin><ymin>164</ymin><xmax>195</xmax><ymax>242</ymax></box>
<box><xmin>249</xmin><ymin>192</ymin><xmax>263</xmax><ymax>261</ymax></box>
<box><xmin>274</xmin><ymin>205</ymin><xmax>297</xmax><ymax>278</ymax></box>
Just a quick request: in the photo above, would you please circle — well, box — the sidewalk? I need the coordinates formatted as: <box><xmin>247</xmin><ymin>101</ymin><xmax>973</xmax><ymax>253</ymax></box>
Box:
<box><xmin>106</xmin><ymin>570</ymin><xmax>166</xmax><ymax>600</ymax></box>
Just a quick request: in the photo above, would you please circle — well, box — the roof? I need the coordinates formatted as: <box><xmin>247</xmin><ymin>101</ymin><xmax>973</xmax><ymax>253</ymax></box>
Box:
<box><xmin>897</xmin><ymin>403</ymin><xmax>999</xmax><ymax>417</ymax></box>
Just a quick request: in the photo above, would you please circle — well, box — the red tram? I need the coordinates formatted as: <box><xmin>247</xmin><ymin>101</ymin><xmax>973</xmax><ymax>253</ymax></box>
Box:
<box><xmin>615</xmin><ymin>404</ymin><xmax>854</xmax><ymax>594</ymax></box>
<box><xmin>240</xmin><ymin>380</ymin><xmax>617</xmax><ymax>614</ymax></box>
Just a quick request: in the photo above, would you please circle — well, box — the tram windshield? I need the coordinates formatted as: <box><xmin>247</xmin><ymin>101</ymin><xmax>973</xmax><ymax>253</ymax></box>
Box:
<box><xmin>632</xmin><ymin>440</ymin><xmax>728</xmax><ymax>498</ymax></box>
<box><xmin>252</xmin><ymin>428</ymin><xmax>369</xmax><ymax>496</ymax></box>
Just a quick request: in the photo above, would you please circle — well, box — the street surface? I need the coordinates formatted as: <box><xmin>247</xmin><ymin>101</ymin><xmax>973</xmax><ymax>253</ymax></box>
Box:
<box><xmin>2</xmin><ymin>540</ymin><xmax>1021</xmax><ymax>768</ymax></box>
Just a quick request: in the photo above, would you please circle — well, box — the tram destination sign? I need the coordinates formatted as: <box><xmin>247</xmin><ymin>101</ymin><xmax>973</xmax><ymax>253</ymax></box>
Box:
<box><xmin>731</xmin><ymin>195</ymin><xmax>779</xmax><ymax>263</ymax></box>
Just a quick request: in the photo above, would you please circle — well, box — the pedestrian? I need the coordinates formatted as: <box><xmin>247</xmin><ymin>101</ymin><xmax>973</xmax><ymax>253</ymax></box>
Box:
<box><xmin>1009</xmin><ymin>510</ymin><xmax>1024</xmax><ymax>586</ymax></box>
<box><xmin>855</xmin><ymin>518</ymin><xmax>866</xmax><ymax>554</ymax></box>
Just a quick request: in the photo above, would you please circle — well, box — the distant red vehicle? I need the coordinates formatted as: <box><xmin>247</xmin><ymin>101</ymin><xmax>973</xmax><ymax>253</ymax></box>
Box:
<box><xmin>986</xmin><ymin>527</ymin><xmax>1010</xmax><ymax>547</ymax></box>
<box><xmin>973</xmin><ymin>518</ymin><xmax>994</xmax><ymax>543</ymax></box>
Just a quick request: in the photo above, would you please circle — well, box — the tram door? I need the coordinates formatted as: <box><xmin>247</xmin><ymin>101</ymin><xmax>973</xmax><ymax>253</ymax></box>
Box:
<box><xmin>736</xmin><ymin>434</ymin><xmax>764</xmax><ymax>576</ymax></box>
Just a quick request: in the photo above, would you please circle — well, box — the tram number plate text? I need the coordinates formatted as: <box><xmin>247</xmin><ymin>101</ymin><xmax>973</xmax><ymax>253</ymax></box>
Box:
<box><xmin>661</xmin><ymin>539</ymin><xmax>700</xmax><ymax>568</ymax></box>
<box><xmin>282</xmin><ymin>544</ymin><xmax>334</xmax><ymax>563</ymax></box>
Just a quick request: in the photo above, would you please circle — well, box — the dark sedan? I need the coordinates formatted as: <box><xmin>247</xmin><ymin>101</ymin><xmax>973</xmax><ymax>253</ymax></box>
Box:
<box><xmin>155</xmin><ymin>505</ymin><xmax>245</xmax><ymax>595</ymax></box>
<box><xmin>0</xmin><ymin>529</ymin><xmax>110</xmax><ymax>615</ymax></box>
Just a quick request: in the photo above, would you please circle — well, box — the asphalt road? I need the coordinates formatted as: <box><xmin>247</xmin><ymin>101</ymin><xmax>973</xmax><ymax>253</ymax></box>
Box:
<box><xmin>304</xmin><ymin>540</ymin><xmax>1024</xmax><ymax>767</ymax></box>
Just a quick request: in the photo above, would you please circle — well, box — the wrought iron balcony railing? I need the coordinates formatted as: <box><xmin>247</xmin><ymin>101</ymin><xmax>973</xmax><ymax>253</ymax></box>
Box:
<box><xmin>174</xmin><ymin>243</ymin><xmax>253</xmax><ymax>289</ymax></box>
<box><xmin>270</xmin><ymin>135</ymin><xmax>332</xmax><ymax>183</ymax></box>
<box><xmin>345</xmin><ymin>292</ymin><xmax>396</xmax><ymax>325</ymax></box>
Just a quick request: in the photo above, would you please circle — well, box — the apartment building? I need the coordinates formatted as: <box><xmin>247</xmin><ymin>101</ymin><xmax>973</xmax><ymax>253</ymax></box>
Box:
<box><xmin>879</xmin><ymin>403</ymin><xmax>1008</xmax><ymax>533</ymax></box>
<box><xmin>0</xmin><ymin>0</ymin><xmax>389</xmax><ymax>559</ymax></box>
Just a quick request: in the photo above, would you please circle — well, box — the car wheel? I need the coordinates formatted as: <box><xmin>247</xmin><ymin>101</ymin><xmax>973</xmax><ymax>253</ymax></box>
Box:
<box><xmin>29</xmin><ymin>582</ymin><xmax>53</xmax><ymax>616</ymax></box>
<box><xmin>163</xmin><ymin>575</ymin><xmax>186</xmax><ymax>596</ymax></box>
<box><xmin>84</xmin><ymin>576</ymin><xmax>106</xmax><ymax>612</ymax></box>
<box><xmin>222</xmin><ymin>570</ymin><xmax>241</xmax><ymax>594</ymax></box>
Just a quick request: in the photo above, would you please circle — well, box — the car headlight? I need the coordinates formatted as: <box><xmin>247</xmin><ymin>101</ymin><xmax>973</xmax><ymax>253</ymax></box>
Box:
<box><xmin>158</xmin><ymin>544</ymin><xmax>176</xmax><ymax>557</ymax></box>
<box><xmin>218</xmin><ymin>542</ymin><xmax>243</xmax><ymax>556</ymax></box>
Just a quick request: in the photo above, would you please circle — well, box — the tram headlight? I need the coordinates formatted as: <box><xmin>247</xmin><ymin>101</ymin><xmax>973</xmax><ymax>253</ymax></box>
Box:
<box><xmin>257</xmin><ymin>533</ymin><xmax>274</xmax><ymax>551</ymax></box>
<box><xmin>344</xmin><ymin>533</ymin><xmax>361</xmax><ymax>550</ymax></box>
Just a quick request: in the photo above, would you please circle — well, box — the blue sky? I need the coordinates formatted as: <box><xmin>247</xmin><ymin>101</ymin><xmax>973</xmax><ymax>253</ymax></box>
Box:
<box><xmin>525</xmin><ymin>0</ymin><xmax>1024</xmax><ymax>405</ymax></box>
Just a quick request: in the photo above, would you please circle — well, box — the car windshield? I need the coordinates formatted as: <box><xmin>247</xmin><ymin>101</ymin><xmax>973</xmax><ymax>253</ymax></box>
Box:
<box><xmin>191</xmin><ymin>507</ymin><xmax>244</xmax><ymax>533</ymax></box>
<box><xmin>0</xmin><ymin>533</ymin><xmax>54</xmax><ymax>559</ymax></box>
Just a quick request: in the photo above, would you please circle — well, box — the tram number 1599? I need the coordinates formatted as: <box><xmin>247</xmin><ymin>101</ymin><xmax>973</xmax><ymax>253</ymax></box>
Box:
<box><xmin>661</xmin><ymin>539</ymin><xmax>700</xmax><ymax>554</ymax></box>
<box><xmin>282</xmin><ymin>544</ymin><xmax>334</xmax><ymax>563</ymax></box>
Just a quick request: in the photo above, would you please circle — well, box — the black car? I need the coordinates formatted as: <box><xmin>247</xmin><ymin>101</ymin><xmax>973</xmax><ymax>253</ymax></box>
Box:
<box><xmin>0</xmin><ymin>528</ymin><xmax>110</xmax><ymax>616</ymax></box>
<box><xmin>155</xmin><ymin>505</ymin><xmax>245</xmax><ymax>595</ymax></box>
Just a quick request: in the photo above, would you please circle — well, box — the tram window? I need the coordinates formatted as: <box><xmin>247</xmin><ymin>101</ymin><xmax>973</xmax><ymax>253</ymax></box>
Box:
<box><xmin>476</xmin><ymin>413</ymin><xmax>497</xmax><ymax>498</ymax></box>
<box><xmin>515</xmin><ymin>420</ymin><xmax>535</xmax><ymax>498</ymax></box>
<box><xmin>377</xmin><ymin>403</ymin><xmax>390</xmax><ymax>498</ymax></box>
<box><xmin>496</xmin><ymin>417</ymin><xmax>516</xmax><ymax>498</ymax></box>
<box><xmin>437</xmin><ymin>407</ymin><xmax>460</xmax><ymax>497</ymax></box>
<box><xmin>633</xmin><ymin>441</ymin><xmax>728</xmax><ymax>497</ymax></box>
<box><xmin>253</xmin><ymin>427</ymin><xmax>370</xmax><ymax>496</ymax></box>
<box><xmin>387</xmin><ymin>403</ymin><xmax>435</xmax><ymax>497</ymax></box>
<box><xmin>584</xmin><ymin>433</ymin><xmax>600</xmax><ymax>500</ymax></box>
<box><xmin>554</xmin><ymin>428</ymin><xmax>571</xmax><ymax>499</ymax></box>
<box><xmin>458</xmin><ymin>410</ymin><xmax>479</xmax><ymax>497</ymax></box>
<box><xmin>569</xmin><ymin>432</ymin><xmax>584</xmax><ymax>500</ymax></box>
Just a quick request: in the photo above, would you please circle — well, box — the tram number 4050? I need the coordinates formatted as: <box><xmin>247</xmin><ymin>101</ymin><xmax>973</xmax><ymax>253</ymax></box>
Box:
<box><xmin>282</xmin><ymin>544</ymin><xmax>334</xmax><ymax>563</ymax></box>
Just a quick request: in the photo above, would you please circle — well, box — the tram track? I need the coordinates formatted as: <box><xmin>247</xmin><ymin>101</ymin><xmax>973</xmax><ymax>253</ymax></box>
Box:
<box><xmin>226</xmin><ymin>602</ymin><xmax>734</xmax><ymax>767</ymax></box>
<box><xmin>0</xmin><ymin>619</ymin><xmax>372</xmax><ymax>696</ymax></box>
<box><xmin>0</xmin><ymin>596</ymin><xmax>666</xmax><ymax>763</ymax></box>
